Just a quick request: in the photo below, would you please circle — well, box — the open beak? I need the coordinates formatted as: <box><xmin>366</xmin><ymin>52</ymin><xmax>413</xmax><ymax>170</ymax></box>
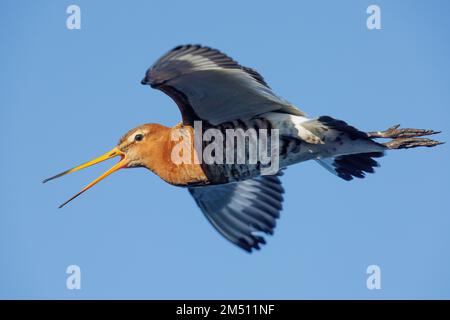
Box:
<box><xmin>43</xmin><ymin>147</ymin><xmax>127</xmax><ymax>208</ymax></box>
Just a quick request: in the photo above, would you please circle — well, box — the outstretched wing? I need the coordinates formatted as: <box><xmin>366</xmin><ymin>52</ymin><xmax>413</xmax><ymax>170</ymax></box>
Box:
<box><xmin>141</xmin><ymin>44</ymin><xmax>305</xmax><ymax>125</ymax></box>
<box><xmin>188</xmin><ymin>173</ymin><xmax>284</xmax><ymax>252</ymax></box>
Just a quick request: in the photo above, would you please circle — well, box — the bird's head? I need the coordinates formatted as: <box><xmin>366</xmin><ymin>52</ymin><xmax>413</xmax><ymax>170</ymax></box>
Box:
<box><xmin>43</xmin><ymin>123</ymin><xmax>169</xmax><ymax>208</ymax></box>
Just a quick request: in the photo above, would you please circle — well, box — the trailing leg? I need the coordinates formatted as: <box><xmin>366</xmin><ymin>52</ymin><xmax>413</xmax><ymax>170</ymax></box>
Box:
<box><xmin>367</xmin><ymin>124</ymin><xmax>443</xmax><ymax>149</ymax></box>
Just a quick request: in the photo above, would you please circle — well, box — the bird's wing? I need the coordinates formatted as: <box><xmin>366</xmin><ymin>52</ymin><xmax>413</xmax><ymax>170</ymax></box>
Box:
<box><xmin>141</xmin><ymin>44</ymin><xmax>305</xmax><ymax>125</ymax></box>
<box><xmin>188</xmin><ymin>172</ymin><xmax>284</xmax><ymax>252</ymax></box>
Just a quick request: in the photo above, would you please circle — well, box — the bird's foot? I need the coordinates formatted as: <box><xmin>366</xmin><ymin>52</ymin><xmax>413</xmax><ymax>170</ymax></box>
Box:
<box><xmin>367</xmin><ymin>124</ymin><xmax>441</xmax><ymax>139</ymax></box>
<box><xmin>367</xmin><ymin>124</ymin><xmax>444</xmax><ymax>150</ymax></box>
<box><xmin>383</xmin><ymin>137</ymin><xmax>444</xmax><ymax>150</ymax></box>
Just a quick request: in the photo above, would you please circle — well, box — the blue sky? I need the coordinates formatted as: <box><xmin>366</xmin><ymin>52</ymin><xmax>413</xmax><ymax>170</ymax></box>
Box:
<box><xmin>1</xmin><ymin>0</ymin><xmax>449</xmax><ymax>299</ymax></box>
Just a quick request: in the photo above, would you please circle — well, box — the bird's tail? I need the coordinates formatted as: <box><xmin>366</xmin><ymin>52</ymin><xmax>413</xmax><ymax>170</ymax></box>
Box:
<box><xmin>316</xmin><ymin>152</ymin><xmax>385</xmax><ymax>181</ymax></box>
<box><xmin>308</xmin><ymin>116</ymin><xmax>443</xmax><ymax>181</ymax></box>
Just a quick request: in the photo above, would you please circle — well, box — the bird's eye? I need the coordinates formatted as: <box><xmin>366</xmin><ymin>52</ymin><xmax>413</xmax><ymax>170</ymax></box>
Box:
<box><xmin>134</xmin><ymin>134</ymin><xmax>144</xmax><ymax>142</ymax></box>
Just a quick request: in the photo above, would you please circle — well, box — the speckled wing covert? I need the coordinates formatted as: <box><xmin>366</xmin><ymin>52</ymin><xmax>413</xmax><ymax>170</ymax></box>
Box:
<box><xmin>188</xmin><ymin>173</ymin><xmax>284</xmax><ymax>252</ymax></box>
<box><xmin>141</xmin><ymin>44</ymin><xmax>305</xmax><ymax>125</ymax></box>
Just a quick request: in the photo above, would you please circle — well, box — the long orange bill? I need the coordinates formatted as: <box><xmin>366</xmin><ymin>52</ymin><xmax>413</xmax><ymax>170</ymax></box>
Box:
<box><xmin>43</xmin><ymin>147</ymin><xmax>127</xmax><ymax>208</ymax></box>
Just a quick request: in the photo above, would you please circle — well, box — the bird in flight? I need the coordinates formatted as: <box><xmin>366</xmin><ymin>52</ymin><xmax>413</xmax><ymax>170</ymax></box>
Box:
<box><xmin>44</xmin><ymin>45</ymin><xmax>442</xmax><ymax>252</ymax></box>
